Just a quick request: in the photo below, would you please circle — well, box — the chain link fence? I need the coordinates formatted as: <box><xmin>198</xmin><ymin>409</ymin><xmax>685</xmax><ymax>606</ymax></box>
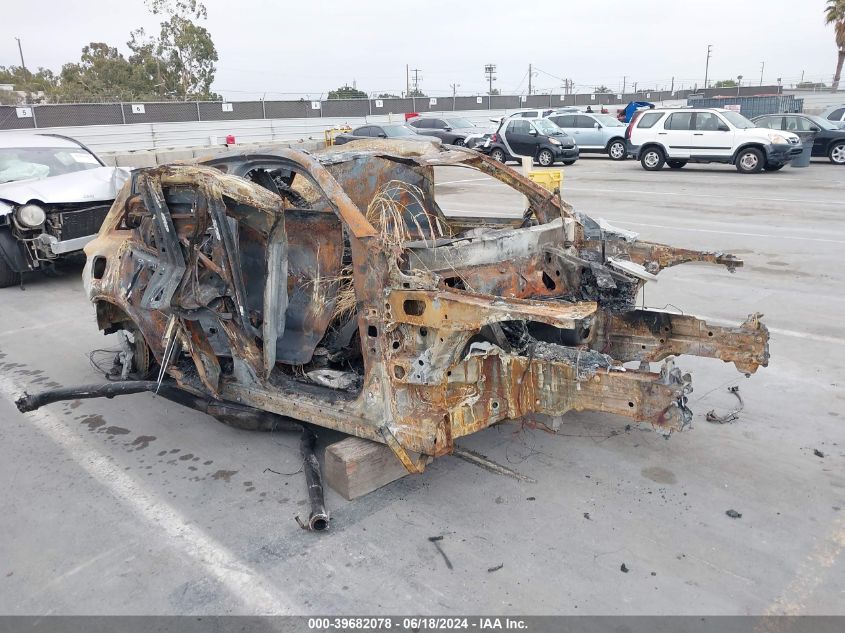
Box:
<box><xmin>0</xmin><ymin>86</ymin><xmax>787</xmax><ymax>130</ymax></box>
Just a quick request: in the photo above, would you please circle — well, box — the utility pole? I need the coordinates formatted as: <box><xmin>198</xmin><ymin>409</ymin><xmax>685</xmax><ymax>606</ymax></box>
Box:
<box><xmin>528</xmin><ymin>63</ymin><xmax>532</xmax><ymax>95</ymax></box>
<box><xmin>632</xmin><ymin>81</ymin><xmax>638</xmax><ymax>94</ymax></box>
<box><xmin>405</xmin><ymin>64</ymin><xmax>409</xmax><ymax>97</ymax></box>
<box><xmin>622</xmin><ymin>76</ymin><xmax>626</xmax><ymax>95</ymax></box>
<box><xmin>410</xmin><ymin>68</ymin><xmax>422</xmax><ymax>95</ymax></box>
<box><xmin>484</xmin><ymin>64</ymin><xmax>497</xmax><ymax>95</ymax></box>
<box><xmin>737</xmin><ymin>75</ymin><xmax>743</xmax><ymax>97</ymax></box>
<box><xmin>15</xmin><ymin>37</ymin><xmax>28</xmax><ymax>79</ymax></box>
<box><xmin>670</xmin><ymin>76</ymin><xmax>675</xmax><ymax>92</ymax></box>
<box><xmin>450</xmin><ymin>83</ymin><xmax>460</xmax><ymax>98</ymax></box>
<box><xmin>759</xmin><ymin>61</ymin><xmax>765</xmax><ymax>86</ymax></box>
<box><xmin>704</xmin><ymin>44</ymin><xmax>713</xmax><ymax>89</ymax></box>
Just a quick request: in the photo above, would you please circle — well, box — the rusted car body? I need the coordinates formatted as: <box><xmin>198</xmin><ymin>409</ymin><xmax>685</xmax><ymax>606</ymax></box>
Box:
<box><xmin>80</xmin><ymin>140</ymin><xmax>769</xmax><ymax>471</ymax></box>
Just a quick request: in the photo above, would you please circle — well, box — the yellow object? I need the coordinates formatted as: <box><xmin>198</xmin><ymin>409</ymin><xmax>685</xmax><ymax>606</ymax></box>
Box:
<box><xmin>325</xmin><ymin>126</ymin><xmax>352</xmax><ymax>146</ymax></box>
<box><xmin>527</xmin><ymin>169</ymin><xmax>563</xmax><ymax>193</ymax></box>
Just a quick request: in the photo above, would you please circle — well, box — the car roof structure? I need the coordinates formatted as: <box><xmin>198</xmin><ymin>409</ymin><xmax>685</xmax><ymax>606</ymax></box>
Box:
<box><xmin>0</xmin><ymin>133</ymin><xmax>88</xmax><ymax>149</ymax></box>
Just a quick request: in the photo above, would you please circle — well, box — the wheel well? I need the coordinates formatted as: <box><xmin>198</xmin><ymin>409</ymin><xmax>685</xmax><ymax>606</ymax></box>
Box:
<box><xmin>606</xmin><ymin>136</ymin><xmax>626</xmax><ymax>149</ymax></box>
<box><xmin>732</xmin><ymin>143</ymin><xmax>766</xmax><ymax>162</ymax></box>
<box><xmin>95</xmin><ymin>300</ymin><xmax>132</xmax><ymax>334</ymax></box>
<box><xmin>640</xmin><ymin>143</ymin><xmax>665</xmax><ymax>157</ymax></box>
<box><xmin>829</xmin><ymin>139</ymin><xmax>845</xmax><ymax>152</ymax></box>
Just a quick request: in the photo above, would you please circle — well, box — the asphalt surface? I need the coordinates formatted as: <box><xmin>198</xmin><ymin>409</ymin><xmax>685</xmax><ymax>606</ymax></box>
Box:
<box><xmin>0</xmin><ymin>155</ymin><xmax>843</xmax><ymax>616</ymax></box>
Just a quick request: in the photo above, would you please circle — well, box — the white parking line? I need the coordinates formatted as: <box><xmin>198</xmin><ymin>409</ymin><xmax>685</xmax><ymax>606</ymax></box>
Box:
<box><xmin>563</xmin><ymin>186</ymin><xmax>845</xmax><ymax>206</ymax></box>
<box><xmin>694</xmin><ymin>315</ymin><xmax>845</xmax><ymax>347</ymax></box>
<box><xmin>438</xmin><ymin>209</ymin><xmax>845</xmax><ymax>244</ymax></box>
<box><xmin>604</xmin><ymin>219</ymin><xmax>845</xmax><ymax>245</ymax></box>
<box><xmin>435</xmin><ymin>177</ymin><xmax>844</xmax><ymax>207</ymax></box>
<box><xmin>435</xmin><ymin>177</ymin><xmax>490</xmax><ymax>186</ymax></box>
<box><xmin>0</xmin><ymin>374</ymin><xmax>293</xmax><ymax>615</ymax></box>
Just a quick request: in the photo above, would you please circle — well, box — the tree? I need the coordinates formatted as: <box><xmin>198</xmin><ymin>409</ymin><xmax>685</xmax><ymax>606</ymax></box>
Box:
<box><xmin>58</xmin><ymin>43</ymin><xmax>142</xmax><ymax>101</ymax></box>
<box><xmin>0</xmin><ymin>66</ymin><xmax>57</xmax><ymax>102</ymax></box>
<box><xmin>594</xmin><ymin>85</ymin><xmax>611</xmax><ymax>94</ymax></box>
<box><xmin>327</xmin><ymin>85</ymin><xmax>367</xmax><ymax>99</ymax></box>
<box><xmin>407</xmin><ymin>88</ymin><xmax>427</xmax><ymax>97</ymax></box>
<box><xmin>488</xmin><ymin>88</ymin><xmax>500</xmax><ymax>96</ymax></box>
<box><xmin>1</xmin><ymin>0</ymin><xmax>218</xmax><ymax>102</ymax></box>
<box><xmin>714</xmin><ymin>79</ymin><xmax>738</xmax><ymax>88</ymax></box>
<box><xmin>825</xmin><ymin>0</ymin><xmax>845</xmax><ymax>91</ymax></box>
<box><xmin>377</xmin><ymin>93</ymin><xmax>401</xmax><ymax>99</ymax></box>
<box><xmin>145</xmin><ymin>0</ymin><xmax>218</xmax><ymax>99</ymax></box>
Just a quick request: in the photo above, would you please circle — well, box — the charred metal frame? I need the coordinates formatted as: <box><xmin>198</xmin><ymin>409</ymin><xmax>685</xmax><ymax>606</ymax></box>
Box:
<box><xmin>51</xmin><ymin>139</ymin><xmax>769</xmax><ymax>472</ymax></box>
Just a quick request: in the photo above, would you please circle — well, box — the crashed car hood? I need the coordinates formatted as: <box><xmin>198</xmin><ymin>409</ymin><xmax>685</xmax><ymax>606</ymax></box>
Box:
<box><xmin>0</xmin><ymin>166</ymin><xmax>130</xmax><ymax>208</ymax></box>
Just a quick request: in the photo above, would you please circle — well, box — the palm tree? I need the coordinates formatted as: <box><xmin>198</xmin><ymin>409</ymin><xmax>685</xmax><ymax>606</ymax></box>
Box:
<box><xmin>826</xmin><ymin>0</ymin><xmax>845</xmax><ymax>91</ymax></box>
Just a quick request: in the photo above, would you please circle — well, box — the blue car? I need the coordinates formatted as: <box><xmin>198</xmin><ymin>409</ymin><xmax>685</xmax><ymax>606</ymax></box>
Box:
<box><xmin>622</xmin><ymin>101</ymin><xmax>655</xmax><ymax>123</ymax></box>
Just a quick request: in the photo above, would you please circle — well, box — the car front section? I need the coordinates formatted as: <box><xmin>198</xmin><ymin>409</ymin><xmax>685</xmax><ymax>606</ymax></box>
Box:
<box><xmin>0</xmin><ymin>168</ymin><xmax>129</xmax><ymax>286</ymax></box>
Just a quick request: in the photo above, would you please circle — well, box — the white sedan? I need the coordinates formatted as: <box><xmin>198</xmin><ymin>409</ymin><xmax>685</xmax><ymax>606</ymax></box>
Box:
<box><xmin>0</xmin><ymin>133</ymin><xmax>129</xmax><ymax>287</ymax></box>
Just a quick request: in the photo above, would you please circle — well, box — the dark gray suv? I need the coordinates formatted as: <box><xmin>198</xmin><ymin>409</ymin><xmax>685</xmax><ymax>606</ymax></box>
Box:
<box><xmin>407</xmin><ymin>116</ymin><xmax>483</xmax><ymax>147</ymax></box>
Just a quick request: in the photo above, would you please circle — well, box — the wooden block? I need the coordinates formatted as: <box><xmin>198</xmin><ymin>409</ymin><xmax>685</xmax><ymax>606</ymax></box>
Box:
<box><xmin>325</xmin><ymin>436</ymin><xmax>411</xmax><ymax>500</ymax></box>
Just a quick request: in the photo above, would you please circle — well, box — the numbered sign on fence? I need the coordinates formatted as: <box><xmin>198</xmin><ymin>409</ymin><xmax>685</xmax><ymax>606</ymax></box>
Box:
<box><xmin>477</xmin><ymin>97</ymin><xmax>483</xmax><ymax>104</ymax></box>
<box><xmin>311</xmin><ymin>101</ymin><xmax>321</xmax><ymax>110</ymax></box>
<box><xmin>15</xmin><ymin>107</ymin><xmax>33</xmax><ymax>118</ymax></box>
<box><xmin>131</xmin><ymin>104</ymin><xmax>145</xmax><ymax>114</ymax></box>
<box><xmin>375</xmin><ymin>100</ymin><xmax>383</xmax><ymax>108</ymax></box>
<box><xmin>222</xmin><ymin>103</ymin><xmax>233</xmax><ymax>112</ymax></box>
<box><xmin>429</xmin><ymin>98</ymin><xmax>437</xmax><ymax>106</ymax></box>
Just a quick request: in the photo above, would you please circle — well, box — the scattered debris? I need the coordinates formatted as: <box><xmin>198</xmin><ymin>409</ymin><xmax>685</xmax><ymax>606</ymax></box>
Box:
<box><xmin>526</xmin><ymin>496</ymin><xmax>536</xmax><ymax>501</ymax></box>
<box><xmin>583</xmin><ymin>512</ymin><xmax>591</xmax><ymax>520</ymax></box>
<box><xmin>650</xmin><ymin>572</ymin><xmax>657</xmax><ymax>576</ymax></box>
<box><xmin>451</xmin><ymin>446</ymin><xmax>536</xmax><ymax>482</ymax></box>
<box><xmin>726</xmin><ymin>509</ymin><xmax>742</xmax><ymax>519</ymax></box>
<box><xmin>706</xmin><ymin>386</ymin><xmax>744</xmax><ymax>424</ymax></box>
<box><xmin>487</xmin><ymin>563</ymin><xmax>504</xmax><ymax>573</ymax></box>
<box><xmin>306</xmin><ymin>369</ymin><xmax>358</xmax><ymax>391</ymax></box>
<box><xmin>813</xmin><ymin>449</ymin><xmax>825</xmax><ymax>458</ymax></box>
<box><xmin>428</xmin><ymin>536</ymin><xmax>453</xmax><ymax>570</ymax></box>
<box><xmin>620</xmin><ymin>563</ymin><xmax>630</xmax><ymax>573</ymax></box>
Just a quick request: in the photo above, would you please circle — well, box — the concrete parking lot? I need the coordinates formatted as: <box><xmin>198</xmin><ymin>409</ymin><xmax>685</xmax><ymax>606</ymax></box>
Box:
<box><xmin>0</xmin><ymin>155</ymin><xmax>842</xmax><ymax>616</ymax></box>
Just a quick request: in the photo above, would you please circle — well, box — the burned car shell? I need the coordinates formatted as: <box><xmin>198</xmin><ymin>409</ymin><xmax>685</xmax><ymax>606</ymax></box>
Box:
<box><xmin>0</xmin><ymin>133</ymin><xmax>129</xmax><ymax>285</ymax></box>
<box><xmin>82</xmin><ymin>139</ymin><xmax>769</xmax><ymax>470</ymax></box>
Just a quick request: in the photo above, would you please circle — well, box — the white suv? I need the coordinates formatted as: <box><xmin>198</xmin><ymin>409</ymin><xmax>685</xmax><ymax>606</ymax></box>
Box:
<box><xmin>626</xmin><ymin>108</ymin><xmax>803</xmax><ymax>173</ymax></box>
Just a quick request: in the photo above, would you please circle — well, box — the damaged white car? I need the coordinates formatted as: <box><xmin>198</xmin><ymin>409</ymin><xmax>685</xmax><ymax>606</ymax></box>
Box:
<box><xmin>0</xmin><ymin>133</ymin><xmax>129</xmax><ymax>287</ymax></box>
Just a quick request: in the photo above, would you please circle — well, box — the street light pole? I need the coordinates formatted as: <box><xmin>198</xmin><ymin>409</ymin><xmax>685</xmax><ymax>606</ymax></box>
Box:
<box><xmin>737</xmin><ymin>75</ymin><xmax>743</xmax><ymax>97</ymax></box>
<box><xmin>704</xmin><ymin>44</ymin><xmax>712</xmax><ymax>90</ymax></box>
<box><xmin>15</xmin><ymin>37</ymin><xmax>28</xmax><ymax>79</ymax></box>
<box><xmin>759</xmin><ymin>61</ymin><xmax>765</xmax><ymax>86</ymax></box>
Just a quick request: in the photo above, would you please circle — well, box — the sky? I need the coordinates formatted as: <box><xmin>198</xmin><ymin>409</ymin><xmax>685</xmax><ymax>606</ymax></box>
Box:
<box><xmin>2</xmin><ymin>0</ymin><xmax>839</xmax><ymax>99</ymax></box>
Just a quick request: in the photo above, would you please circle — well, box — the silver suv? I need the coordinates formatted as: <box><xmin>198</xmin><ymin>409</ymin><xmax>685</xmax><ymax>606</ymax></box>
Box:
<box><xmin>547</xmin><ymin>112</ymin><xmax>629</xmax><ymax>160</ymax></box>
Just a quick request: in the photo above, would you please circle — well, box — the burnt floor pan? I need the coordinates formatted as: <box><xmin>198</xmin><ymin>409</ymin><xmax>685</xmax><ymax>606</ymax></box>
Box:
<box><xmin>21</xmin><ymin>139</ymin><xmax>769</xmax><ymax>474</ymax></box>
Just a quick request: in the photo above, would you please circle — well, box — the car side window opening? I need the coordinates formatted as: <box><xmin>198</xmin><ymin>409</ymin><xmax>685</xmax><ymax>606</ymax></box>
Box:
<box><xmin>554</xmin><ymin>115</ymin><xmax>576</xmax><ymax>128</ymax></box>
<box><xmin>432</xmin><ymin>119</ymin><xmax>446</xmax><ymax>128</ymax></box>
<box><xmin>508</xmin><ymin>120</ymin><xmax>531</xmax><ymax>134</ymax></box>
<box><xmin>828</xmin><ymin>107</ymin><xmax>845</xmax><ymax>121</ymax></box>
<box><xmin>574</xmin><ymin>115</ymin><xmax>595</xmax><ymax>128</ymax></box>
<box><xmin>409</xmin><ymin>119</ymin><xmax>425</xmax><ymax>128</ymax></box>
<box><xmin>665</xmin><ymin>112</ymin><xmax>693</xmax><ymax>130</ymax></box>
<box><xmin>693</xmin><ymin>112</ymin><xmax>721</xmax><ymax>131</ymax></box>
<box><xmin>788</xmin><ymin>117</ymin><xmax>815</xmax><ymax>132</ymax></box>
<box><xmin>637</xmin><ymin>112</ymin><xmax>664</xmax><ymax>128</ymax></box>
